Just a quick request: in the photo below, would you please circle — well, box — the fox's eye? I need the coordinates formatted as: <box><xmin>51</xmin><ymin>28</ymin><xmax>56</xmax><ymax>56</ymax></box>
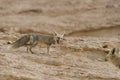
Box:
<box><xmin>57</xmin><ymin>37</ymin><xmax>60</xmax><ymax>39</ymax></box>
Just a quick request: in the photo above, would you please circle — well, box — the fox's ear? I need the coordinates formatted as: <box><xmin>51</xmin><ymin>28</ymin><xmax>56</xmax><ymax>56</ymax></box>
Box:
<box><xmin>53</xmin><ymin>31</ymin><xmax>58</xmax><ymax>36</ymax></box>
<box><xmin>61</xmin><ymin>31</ymin><xmax>65</xmax><ymax>36</ymax></box>
<box><xmin>111</xmin><ymin>48</ymin><xmax>116</xmax><ymax>55</ymax></box>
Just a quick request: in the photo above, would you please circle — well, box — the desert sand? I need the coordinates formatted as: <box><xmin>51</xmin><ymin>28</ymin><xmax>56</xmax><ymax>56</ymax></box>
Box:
<box><xmin>0</xmin><ymin>0</ymin><xmax>120</xmax><ymax>80</ymax></box>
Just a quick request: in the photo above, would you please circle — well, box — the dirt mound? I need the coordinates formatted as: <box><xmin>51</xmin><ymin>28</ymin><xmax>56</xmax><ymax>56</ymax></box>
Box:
<box><xmin>67</xmin><ymin>25</ymin><xmax>120</xmax><ymax>37</ymax></box>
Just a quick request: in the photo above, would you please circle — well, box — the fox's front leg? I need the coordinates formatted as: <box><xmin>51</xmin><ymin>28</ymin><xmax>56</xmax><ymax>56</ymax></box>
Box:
<box><xmin>47</xmin><ymin>45</ymin><xmax>51</xmax><ymax>54</ymax></box>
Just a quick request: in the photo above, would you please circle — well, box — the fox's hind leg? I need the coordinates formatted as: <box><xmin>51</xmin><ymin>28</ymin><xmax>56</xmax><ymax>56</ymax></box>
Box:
<box><xmin>25</xmin><ymin>44</ymin><xmax>31</xmax><ymax>53</ymax></box>
<box><xmin>27</xmin><ymin>46</ymin><xmax>29</xmax><ymax>53</ymax></box>
<box><xmin>27</xmin><ymin>46</ymin><xmax>34</xmax><ymax>54</ymax></box>
<box><xmin>29</xmin><ymin>42</ymin><xmax>38</xmax><ymax>54</ymax></box>
<box><xmin>29</xmin><ymin>47</ymin><xmax>34</xmax><ymax>54</ymax></box>
<box><xmin>27</xmin><ymin>35</ymin><xmax>38</xmax><ymax>54</ymax></box>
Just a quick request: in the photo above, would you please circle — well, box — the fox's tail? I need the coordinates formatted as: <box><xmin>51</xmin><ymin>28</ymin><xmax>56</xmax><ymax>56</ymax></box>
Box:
<box><xmin>11</xmin><ymin>35</ymin><xmax>30</xmax><ymax>48</ymax></box>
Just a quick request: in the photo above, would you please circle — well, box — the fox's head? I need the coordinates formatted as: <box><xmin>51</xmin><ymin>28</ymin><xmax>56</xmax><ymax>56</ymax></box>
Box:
<box><xmin>53</xmin><ymin>31</ymin><xmax>65</xmax><ymax>44</ymax></box>
<box><xmin>105</xmin><ymin>48</ymin><xmax>119</xmax><ymax>61</ymax></box>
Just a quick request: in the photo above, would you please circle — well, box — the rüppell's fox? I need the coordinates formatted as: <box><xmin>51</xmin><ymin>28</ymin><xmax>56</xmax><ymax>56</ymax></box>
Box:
<box><xmin>11</xmin><ymin>32</ymin><xmax>65</xmax><ymax>54</ymax></box>
<box><xmin>105</xmin><ymin>48</ymin><xmax>120</xmax><ymax>68</ymax></box>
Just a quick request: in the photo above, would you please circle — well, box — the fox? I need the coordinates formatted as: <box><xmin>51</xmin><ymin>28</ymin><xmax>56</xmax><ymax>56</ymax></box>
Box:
<box><xmin>11</xmin><ymin>32</ymin><xmax>65</xmax><ymax>54</ymax></box>
<box><xmin>105</xmin><ymin>48</ymin><xmax>120</xmax><ymax>68</ymax></box>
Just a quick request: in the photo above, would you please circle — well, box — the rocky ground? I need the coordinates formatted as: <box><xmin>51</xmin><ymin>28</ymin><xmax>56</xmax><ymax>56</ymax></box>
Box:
<box><xmin>0</xmin><ymin>0</ymin><xmax>120</xmax><ymax>80</ymax></box>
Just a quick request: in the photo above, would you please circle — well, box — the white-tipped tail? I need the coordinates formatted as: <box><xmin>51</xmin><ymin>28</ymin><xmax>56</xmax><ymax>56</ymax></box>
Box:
<box><xmin>7</xmin><ymin>44</ymin><xmax>13</xmax><ymax>50</ymax></box>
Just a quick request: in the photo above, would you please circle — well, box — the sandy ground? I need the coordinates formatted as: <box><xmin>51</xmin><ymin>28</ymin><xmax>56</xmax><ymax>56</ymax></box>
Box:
<box><xmin>0</xmin><ymin>0</ymin><xmax>120</xmax><ymax>80</ymax></box>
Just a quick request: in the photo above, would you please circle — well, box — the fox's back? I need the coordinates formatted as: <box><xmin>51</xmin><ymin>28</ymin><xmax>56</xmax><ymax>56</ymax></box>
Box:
<box><xmin>37</xmin><ymin>34</ymin><xmax>54</xmax><ymax>45</ymax></box>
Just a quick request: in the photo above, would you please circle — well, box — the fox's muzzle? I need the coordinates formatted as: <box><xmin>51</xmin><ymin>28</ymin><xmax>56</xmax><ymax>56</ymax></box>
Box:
<box><xmin>56</xmin><ymin>37</ymin><xmax>61</xmax><ymax>44</ymax></box>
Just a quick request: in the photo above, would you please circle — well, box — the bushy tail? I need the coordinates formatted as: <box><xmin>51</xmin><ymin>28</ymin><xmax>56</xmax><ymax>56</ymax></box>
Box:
<box><xmin>11</xmin><ymin>35</ymin><xmax>30</xmax><ymax>48</ymax></box>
